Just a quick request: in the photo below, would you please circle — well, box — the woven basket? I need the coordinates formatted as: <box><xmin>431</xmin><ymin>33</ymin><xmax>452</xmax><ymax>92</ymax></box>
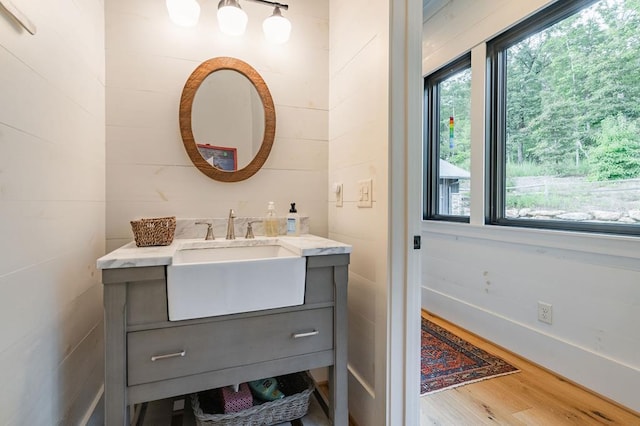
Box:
<box><xmin>130</xmin><ymin>216</ymin><xmax>176</xmax><ymax>247</ymax></box>
<box><xmin>191</xmin><ymin>372</ymin><xmax>314</xmax><ymax>426</ymax></box>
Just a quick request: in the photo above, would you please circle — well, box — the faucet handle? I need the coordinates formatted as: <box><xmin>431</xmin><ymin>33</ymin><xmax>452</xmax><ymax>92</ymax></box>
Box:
<box><xmin>195</xmin><ymin>221</ymin><xmax>214</xmax><ymax>240</ymax></box>
<box><xmin>226</xmin><ymin>209</ymin><xmax>236</xmax><ymax>240</ymax></box>
<box><xmin>245</xmin><ymin>222</ymin><xmax>255</xmax><ymax>239</ymax></box>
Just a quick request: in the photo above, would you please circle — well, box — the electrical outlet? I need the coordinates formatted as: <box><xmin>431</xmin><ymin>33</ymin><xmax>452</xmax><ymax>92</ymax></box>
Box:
<box><xmin>538</xmin><ymin>301</ymin><xmax>553</xmax><ymax>324</ymax></box>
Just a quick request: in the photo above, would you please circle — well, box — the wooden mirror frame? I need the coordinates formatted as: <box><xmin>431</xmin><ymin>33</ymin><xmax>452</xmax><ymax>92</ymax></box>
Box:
<box><xmin>179</xmin><ymin>57</ymin><xmax>276</xmax><ymax>182</ymax></box>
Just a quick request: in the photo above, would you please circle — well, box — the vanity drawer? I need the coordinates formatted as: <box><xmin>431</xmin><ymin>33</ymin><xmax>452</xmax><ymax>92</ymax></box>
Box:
<box><xmin>127</xmin><ymin>308</ymin><xmax>333</xmax><ymax>386</ymax></box>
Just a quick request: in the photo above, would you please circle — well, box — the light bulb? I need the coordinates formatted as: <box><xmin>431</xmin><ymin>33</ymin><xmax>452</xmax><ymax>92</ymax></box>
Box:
<box><xmin>166</xmin><ymin>0</ymin><xmax>200</xmax><ymax>27</ymax></box>
<box><xmin>217</xmin><ymin>0</ymin><xmax>248</xmax><ymax>36</ymax></box>
<box><xmin>263</xmin><ymin>7</ymin><xmax>291</xmax><ymax>44</ymax></box>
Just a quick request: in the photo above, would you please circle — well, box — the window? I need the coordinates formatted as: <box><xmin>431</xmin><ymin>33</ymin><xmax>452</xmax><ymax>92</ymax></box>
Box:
<box><xmin>424</xmin><ymin>53</ymin><xmax>472</xmax><ymax>222</ymax></box>
<box><xmin>488</xmin><ymin>0</ymin><xmax>640</xmax><ymax>235</ymax></box>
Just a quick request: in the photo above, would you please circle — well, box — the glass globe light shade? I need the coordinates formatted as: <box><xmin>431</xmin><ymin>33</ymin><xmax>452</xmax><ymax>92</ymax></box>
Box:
<box><xmin>263</xmin><ymin>7</ymin><xmax>291</xmax><ymax>44</ymax></box>
<box><xmin>217</xmin><ymin>1</ymin><xmax>248</xmax><ymax>36</ymax></box>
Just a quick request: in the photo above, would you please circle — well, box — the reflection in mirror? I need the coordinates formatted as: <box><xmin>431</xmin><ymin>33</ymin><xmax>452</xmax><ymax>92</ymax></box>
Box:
<box><xmin>192</xmin><ymin>70</ymin><xmax>265</xmax><ymax>171</ymax></box>
<box><xmin>179</xmin><ymin>57</ymin><xmax>275</xmax><ymax>183</ymax></box>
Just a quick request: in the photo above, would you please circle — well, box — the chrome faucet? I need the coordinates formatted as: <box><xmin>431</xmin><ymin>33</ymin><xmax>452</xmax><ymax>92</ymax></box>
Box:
<box><xmin>245</xmin><ymin>221</ymin><xmax>259</xmax><ymax>239</ymax></box>
<box><xmin>195</xmin><ymin>222</ymin><xmax>214</xmax><ymax>240</ymax></box>
<box><xmin>226</xmin><ymin>209</ymin><xmax>236</xmax><ymax>240</ymax></box>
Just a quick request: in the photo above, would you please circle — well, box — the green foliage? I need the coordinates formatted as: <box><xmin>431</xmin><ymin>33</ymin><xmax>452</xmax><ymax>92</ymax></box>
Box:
<box><xmin>505</xmin><ymin>0</ymin><xmax>640</xmax><ymax>178</ymax></box>
<box><xmin>507</xmin><ymin>161</ymin><xmax>547</xmax><ymax>177</ymax></box>
<box><xmin>506</xmin><ymin>193</ymin><xmax>543</xmax><ymax>209</ymax></box>
<box><xmin>506</xmin><ymin>159</ymin><xmax>589</xmax><ymax>179</ymax></box>
<box><xmin>588</xmin><ymin>115</ymin><xmax>640</xmax><ymax>180</ymax></box>
<box><xmin>506</xmin><ymin>193</ymin><xmax>568</xmax><ymax>210</ymax></box>
<box><xmin>541</xmin><ymin>160</ymin><xmax>591</xmax><ymax>177</ymax></box>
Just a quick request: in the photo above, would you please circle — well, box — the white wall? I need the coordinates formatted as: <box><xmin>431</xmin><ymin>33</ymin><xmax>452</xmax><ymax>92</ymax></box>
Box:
<box><xmin>421</xmin><ymin>0</ymin><xmax>640</xmax><ymax>412</ymax></box>
<box><xmin>0</xmin><ymin>1</ymin><xmax>105</xmax><ymax>424</ymax></box>
<box><xmin>105</xmin><ymin>0</ymin><xmax>329</xmax><ymax>251</ymax></box>
<box><xmin>329</xmin><ymin>1</ymin><xmax>390</xmax><ymax>424</ymax></box>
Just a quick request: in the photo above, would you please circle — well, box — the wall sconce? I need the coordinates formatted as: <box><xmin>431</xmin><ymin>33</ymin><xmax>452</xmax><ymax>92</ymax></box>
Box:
<box><xmin>166</xmin><ymin>0</ymin><xmax>291</xmax><ymax>44</ymax></box>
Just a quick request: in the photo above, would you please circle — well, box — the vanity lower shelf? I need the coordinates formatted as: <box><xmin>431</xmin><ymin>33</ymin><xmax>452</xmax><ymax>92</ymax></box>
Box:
<box><xmin>136</xmin><ymin>383</ymin><xmax>332</xmax><ymax>426</ymax></box>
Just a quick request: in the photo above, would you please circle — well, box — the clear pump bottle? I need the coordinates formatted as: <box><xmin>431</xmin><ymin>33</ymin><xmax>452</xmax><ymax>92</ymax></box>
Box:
<box><xmin>264</xmin><ymin>201</ymin><xmax>279</xmax><ymax>237</ymax></box>
<box><xmin>286</xmin><ymin>202</ymin><xmax>300</xmax><ymax>236</ymax></box>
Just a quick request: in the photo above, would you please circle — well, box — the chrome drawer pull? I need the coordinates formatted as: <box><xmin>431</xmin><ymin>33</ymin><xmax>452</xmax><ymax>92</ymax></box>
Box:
<box><xmin>292</xmin><ymin>330</ymin><xmax>319</xmax><ymax>339</ymax></box>
<box><xmin>150</xmin><ymin>350</ymin><xmax>186</xmax><ymax>361</ymax></box>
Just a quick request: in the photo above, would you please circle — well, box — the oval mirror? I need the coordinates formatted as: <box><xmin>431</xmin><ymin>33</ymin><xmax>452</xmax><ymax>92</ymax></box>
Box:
<box><xmin>179</xmin><ymin>57</ymin><xmax>275</xmax><ymax>182</ymax></box>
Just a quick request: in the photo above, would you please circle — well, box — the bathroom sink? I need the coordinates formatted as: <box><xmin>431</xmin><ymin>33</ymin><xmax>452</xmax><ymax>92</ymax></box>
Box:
<box><xmin>173</xmin><ymin>244</ymin><xmax>298</xmax><ymax>264</ymax></box>
<box><xmin>166</xmin><ymin>243</ymin><xmax>306</xmax><ymax>321</ymax></box>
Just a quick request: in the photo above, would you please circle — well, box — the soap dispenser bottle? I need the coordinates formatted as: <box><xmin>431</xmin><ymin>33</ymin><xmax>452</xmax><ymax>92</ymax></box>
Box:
<box><xmin>264</xmin><ymin>201</ymin><xmax>279</xmax><ymax>237</ymax></box>
<box><xmin>286</xmin><ymin>203</ymin><xmax>300</xmax><ymax>236</ymax></box>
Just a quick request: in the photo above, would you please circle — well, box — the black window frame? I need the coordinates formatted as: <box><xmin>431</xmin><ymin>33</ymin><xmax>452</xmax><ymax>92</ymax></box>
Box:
<box><xmin>423</xmin><ymin>52</ymin><xmax>472</xmax><ymax>222</ymax></box>
<box><xmin>486</xmin><ymin>0</ymin><xmax>640</xmax><ymax>236</ymax></box>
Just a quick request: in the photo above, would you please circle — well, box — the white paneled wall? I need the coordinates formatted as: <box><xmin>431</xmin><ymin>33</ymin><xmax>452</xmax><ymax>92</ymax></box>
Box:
<box><xmin>422</xmin><ymin>0</ymin><xmax>640</xmax><ymax>412</ymax></box>
<box><xmin>421</xmin><ymin>0</ymin><xmax>551</xmax><ymax>75</ymax></box>
<box><xmin>105</xmin><ymin>0</ymin><xmax>329</xmax><ymax>251</ymax></box>
<box><xmin>329</xmin><ymin>0</ymin><xmax>390</xmax><ymax>424</ymax></box>
<box><xmin>0</xmin><ymin>0</ymin><xmax>105</xmax><ymax>424</ymax></box>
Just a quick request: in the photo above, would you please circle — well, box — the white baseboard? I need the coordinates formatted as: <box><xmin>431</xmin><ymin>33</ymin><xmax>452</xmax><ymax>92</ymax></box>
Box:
<box><xmin>347</xmin><ymin>366</ymin><xmax>376</xmax><ymax>426</ymax></box>
<box><xmin>81</xmin><ymin>385</ymin><xmax>104</xmax><ymax>426</ymax></box>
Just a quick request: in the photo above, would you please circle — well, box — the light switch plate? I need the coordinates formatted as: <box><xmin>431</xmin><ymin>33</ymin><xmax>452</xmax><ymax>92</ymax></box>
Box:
<box><xmin>334</xmin><ymin>183</ymin><xmax>343</xmax><ymax>207</ymax></box>
<box><xmin>357</xmin><ymin>178</ymin><xmax>373</xmax><ymax>208</ymax></box>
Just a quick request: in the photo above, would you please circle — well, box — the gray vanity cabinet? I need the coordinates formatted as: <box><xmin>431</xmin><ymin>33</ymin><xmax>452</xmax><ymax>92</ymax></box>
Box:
<box><xmin>102</xmin><ymin>254</ymin><xmax>349</xmax><ymax>426</ymax></box>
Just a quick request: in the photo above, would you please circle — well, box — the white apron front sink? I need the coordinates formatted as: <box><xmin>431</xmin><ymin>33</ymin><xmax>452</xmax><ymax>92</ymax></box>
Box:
<box><xmin>167</xmin><ymin>243</ymin><xmax>306</xmax><ymax>321</ymax></box>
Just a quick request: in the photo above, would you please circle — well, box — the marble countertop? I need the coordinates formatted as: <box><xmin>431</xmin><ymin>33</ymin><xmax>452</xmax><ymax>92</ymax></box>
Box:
<box><xmin>96</xmin><ymin>234</ymin><xmax>352</xmax><ymax>270</ymax></box>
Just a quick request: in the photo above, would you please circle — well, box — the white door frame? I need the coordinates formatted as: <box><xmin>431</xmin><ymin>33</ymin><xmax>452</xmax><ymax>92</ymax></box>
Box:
<box><xmin>388</xmin><ymin>0</ymin><xmax>423</xmax><ymax>424</ymax></box>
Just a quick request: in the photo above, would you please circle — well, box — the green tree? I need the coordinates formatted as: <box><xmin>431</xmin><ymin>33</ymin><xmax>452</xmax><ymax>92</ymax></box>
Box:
<box><xmin>588</xmin><ymin>115</ymin><xmax>640</xmax><ymax>180</ymax></box>
<box><xmin>506</xmin><ymin>35</ymin><xmax>547</xmax><ymax>165</ymax></box>
<box><xmin>505</xmin><ymin>0</ymin><xmax>640</xmax><ymax>177</ymax></box>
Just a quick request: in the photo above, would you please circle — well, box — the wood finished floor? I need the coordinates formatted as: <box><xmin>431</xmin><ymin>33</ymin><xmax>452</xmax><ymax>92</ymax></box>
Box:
<box><xmin>420</xmin><ymin>311</ymin><xmax>640</xmax><ymax>425</ymax></box>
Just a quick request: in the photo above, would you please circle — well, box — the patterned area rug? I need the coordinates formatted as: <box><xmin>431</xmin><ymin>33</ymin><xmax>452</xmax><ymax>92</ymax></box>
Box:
<box><xmin>421</xmin><ymin>318</ymin><xmax>519</xmax><ymax>396</ymax></box>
